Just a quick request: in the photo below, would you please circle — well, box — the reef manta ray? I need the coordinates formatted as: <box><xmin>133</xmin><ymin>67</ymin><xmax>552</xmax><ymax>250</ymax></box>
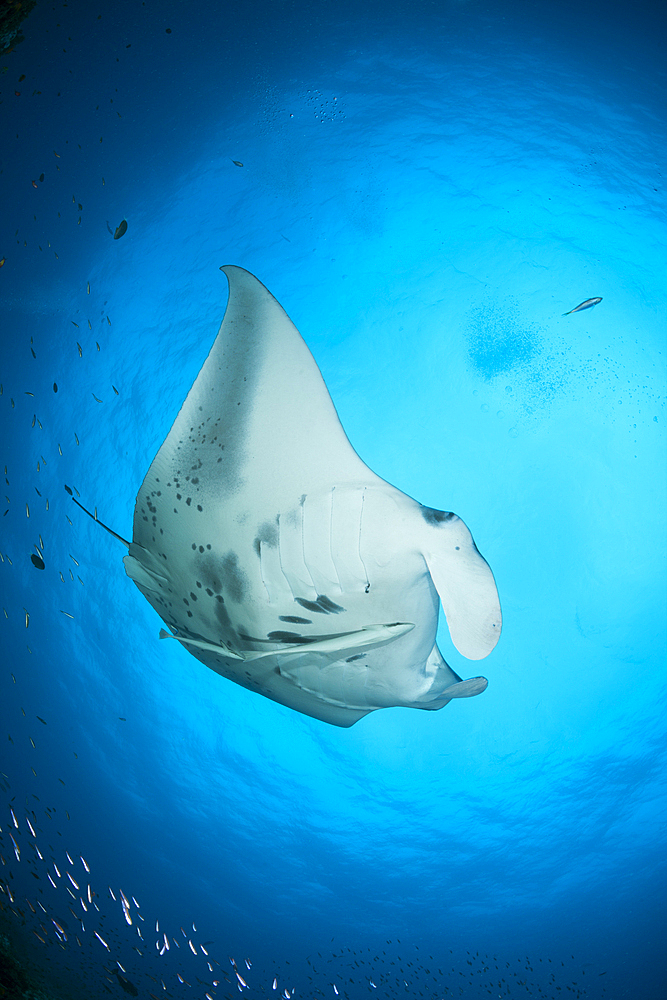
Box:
<box><xmin>106</xmin><ymin>266</ymin><xmax>502</xmax><ymax>727</ymax></box>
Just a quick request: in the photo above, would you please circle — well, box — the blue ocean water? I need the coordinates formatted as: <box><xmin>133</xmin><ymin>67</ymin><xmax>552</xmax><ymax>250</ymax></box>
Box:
<box><xmin>1</xmin><ymin>0</ymin><xmax>665</xmax><ymax>998</ymax></box>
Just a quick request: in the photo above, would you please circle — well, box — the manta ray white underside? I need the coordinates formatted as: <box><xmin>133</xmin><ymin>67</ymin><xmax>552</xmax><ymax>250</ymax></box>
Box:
<box><xmin>122</xmin><ymin>266</ymin><xmax>501</xmax><ymax>727</ymax></box>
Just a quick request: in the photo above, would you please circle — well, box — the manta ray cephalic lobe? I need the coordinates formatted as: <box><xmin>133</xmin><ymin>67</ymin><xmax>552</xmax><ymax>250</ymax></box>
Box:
<box><xmin>122</xmin><ymin>266</ymin><xmax>502</xmax><ymax>727</ymax></box>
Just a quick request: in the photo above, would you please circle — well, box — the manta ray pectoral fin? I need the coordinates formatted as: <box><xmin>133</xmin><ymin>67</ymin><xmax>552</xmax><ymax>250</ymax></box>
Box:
<box><xmin>421</xmin><ymin>676</ymin><xmax>489</xmax><ymax>711</ymax></box>
<box><xmin>123</xmin><ymin>554</ymin><xmax>169</xmax><ymax>594</ymax></box>
<box><xmin>441</xmin><ymin>676</ymin><xmax>488</xmax><ymax>698</ymax></box>
<box><xmin>158</xmin><ymin>629</ymin><xmax>245</xmax><ymax>660</ymax></box>
<box><xmin>244</xmin><ymin>622</ymin><xmax>415</xmax><ymax>660</ymax></box>
<box><xmin>158</xmin><ymin>623</ymin><xmax>413</xmax><ymax>664</ymax></box>
<box><xmin>421</xmin><ymin>511</ymin><xmax>501</xmax><ymax>660</ymax></box>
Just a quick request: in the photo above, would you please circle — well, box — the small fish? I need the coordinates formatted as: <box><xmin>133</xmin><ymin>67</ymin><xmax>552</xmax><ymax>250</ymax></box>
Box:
<box><xmin>53</xmin><ymin>382</ymin><xmax>58</xmax><ymax>392</ymax></box>
<box><xmin>232</xmin><ymin>159</ymin><xmax>243</xmax><ymax>167</ymax></box>
<box><xmin>77</xmin><ymin>342</ymin><xmax>82</xmax><ymax>356</ymax></box>
<box><xmin>87</xmin><ymin>281</ymin><xmax>90</xmax><ymax>294</ymax></box>
<box><xmin>562</xmin><ymin>296</ymin><xmax>602</xmax><ymax>315</ymax></box>
<box><xmin>32</xmin><ymin>179</ymin><xmax>37</xmax><ymax>188</ymax></box>
<box><xmin>0</xmin><ymin>257</ymin><xmax>5</xmax><ymax>267</ymax></box>
<box><xmin>31</xmin><ymin>553</ymin><xmax>45</xmax><ymax>570</ymax></box>
<box><xmin>114</xmin><ymin>219</ymin><xmax>128</xmax><ymax>239</ymax></box>
<box><xmin>273</xmin><ymin>979</ymin><xmax>278</xmax><ymax>990</ymax></box>
<box><xmin>36</xmin><ymin>715</ymin><xmax>47</xmax><ymax>725</ymax></box>
<box><xmin>95</xmin><ymin>930</ymin><xmax>110</xmax><ymax>951</ymax></box>
<box><xmin>39</xmin><ymin>173</ymin><xmax>44</xmax><ymax>182</ymax></box>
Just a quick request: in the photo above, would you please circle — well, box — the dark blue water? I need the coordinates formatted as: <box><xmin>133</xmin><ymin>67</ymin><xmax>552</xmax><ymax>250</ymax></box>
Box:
<box><xmin>1</xmin><ymin>1</ymin><xmax>665</xmax><ymax>998</ymax></box>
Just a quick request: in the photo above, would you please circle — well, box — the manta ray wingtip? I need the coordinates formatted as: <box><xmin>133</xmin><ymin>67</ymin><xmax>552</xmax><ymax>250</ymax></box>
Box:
<box><xmin>444</xmin><ymin>676</ymin><xmax>488</xmax><ymax>699</ymax></box>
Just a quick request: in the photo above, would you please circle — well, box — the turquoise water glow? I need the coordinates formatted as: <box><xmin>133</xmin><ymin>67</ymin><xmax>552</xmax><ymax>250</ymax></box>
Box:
<box><xmin>1</xmin><ymin>1</ymin><xmax>665</xmax><ymax>998</ymax></box>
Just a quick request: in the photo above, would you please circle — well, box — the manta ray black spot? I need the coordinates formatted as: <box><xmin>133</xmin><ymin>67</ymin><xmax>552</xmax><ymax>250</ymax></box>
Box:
<box><xmin>267</xmin><ymin>631</ymin><xmax>310</xmax><ymax>642</ymax></box>
<box><xmin>317</xmin><ymin>595</ymin><xmax>345</xmax><ymax>613</ymax></box>
<box><xmin>421</xmin><ymin>506</ymin><xmax>456</xmax><ymax>525</ymax></box>
<box><xmin>279</xmin><ymin>615</ymin><xmax>312</xmax><ymax>624</ymax></box>
<box><xmin>295</xmin><ymin>597</ymin><xmax>327</xmax><ymax>614</ymax></box>
<box><xmin>295</xmin><ymin>594</ymin><xmax>345</xmax><ymax>614</ymax></box>
<box><xmin>254</xmin><ymin>519</ymin><xmax>279</xmax><ymax>556</ymax></box>
<box><xmin>346</xmin><ymin>654</ymin><xmax>366</xmax><ymax>662</ymax></box>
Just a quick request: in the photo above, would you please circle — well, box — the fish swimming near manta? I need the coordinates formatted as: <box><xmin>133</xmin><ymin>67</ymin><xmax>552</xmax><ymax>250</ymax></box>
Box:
<box><xmin>76</xmin><ymin>266</ymin><xmax>501</xmax><ymax>727</ymax></box>
<box><xmin>106</xmin><ymin>219</ymin><xmax>128</xmax><ymax>239</ymax></box>
<box><xmin>562</xmin><ymin>296</ymin><xmax>602</xmax><ymax>315</ymax></box>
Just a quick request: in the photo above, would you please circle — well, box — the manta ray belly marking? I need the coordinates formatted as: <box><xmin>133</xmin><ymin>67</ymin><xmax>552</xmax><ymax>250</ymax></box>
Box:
<box><xmin>124</xmin><ymin>265</ymin><xmax>502</xmax><ymax>727</ymax></box>
<box><xmin>295</xmin><ymin>595</ymin><xmax>345</xmax><ymax>614</ymax></box>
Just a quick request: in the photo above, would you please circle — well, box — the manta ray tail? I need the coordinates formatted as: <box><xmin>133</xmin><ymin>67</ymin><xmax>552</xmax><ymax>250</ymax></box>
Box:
<box><xmin>71</xmin><ymin>496</ymin><xmax>130</xmax><ymax>549</ymax></box>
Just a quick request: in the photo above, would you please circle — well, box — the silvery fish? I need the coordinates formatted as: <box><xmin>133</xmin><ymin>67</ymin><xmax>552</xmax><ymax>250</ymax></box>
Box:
<box><xmin>562</xmin><ymin>296</ymin><xmax>602</xmax><ymax>315</ymax></box>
